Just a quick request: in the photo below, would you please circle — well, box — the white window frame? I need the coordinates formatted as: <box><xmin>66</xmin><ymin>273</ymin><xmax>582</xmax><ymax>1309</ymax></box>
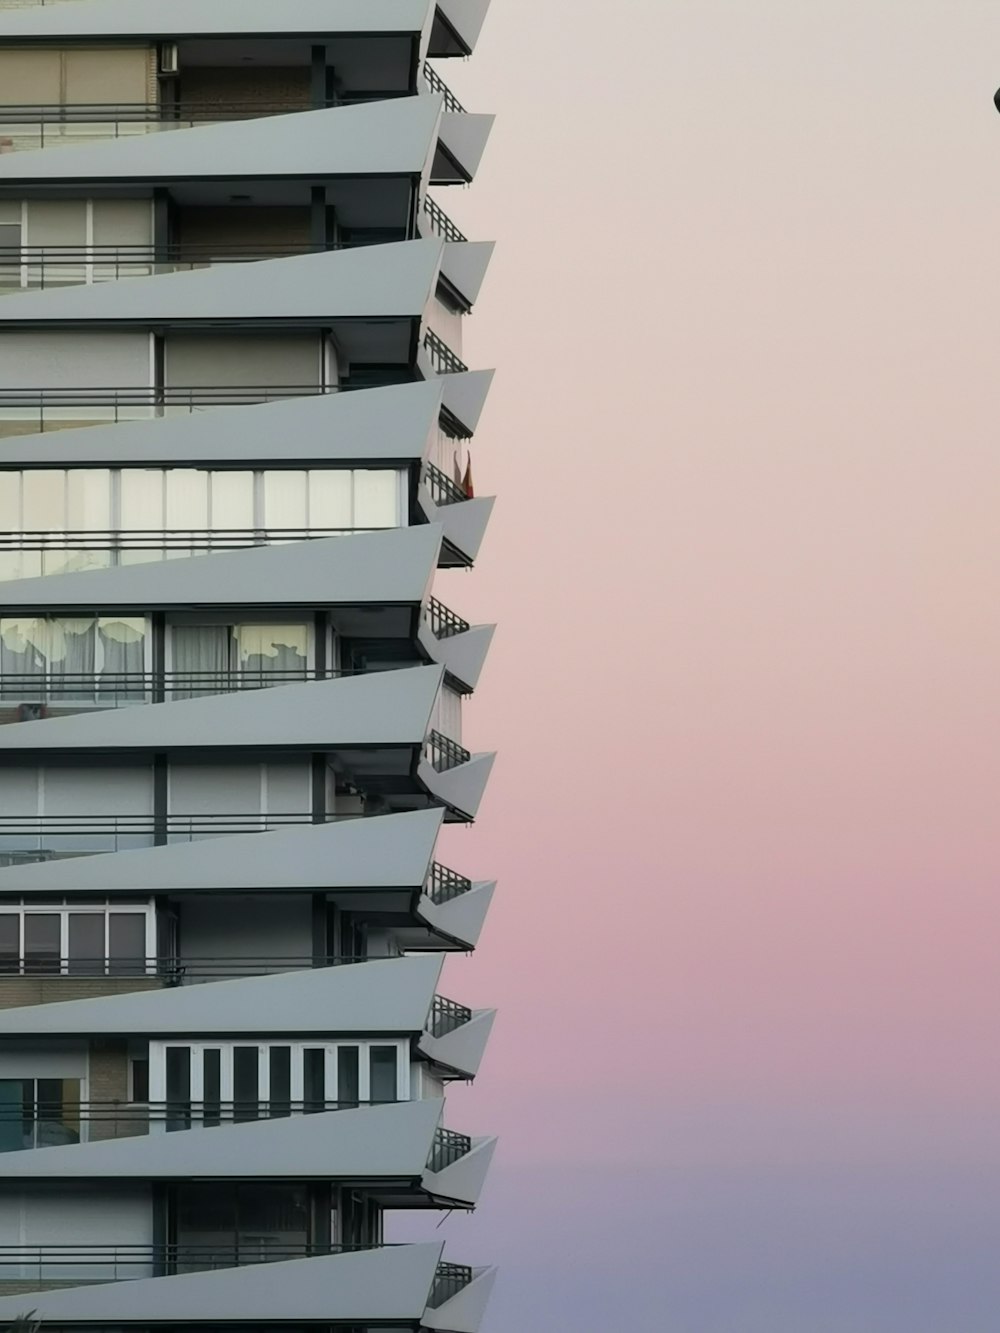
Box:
<box><xmin>0</xmin><ymin>899</ymin><xmax>156</xmax><ymax>975</ymax></box>
<box><xmin>148</xmin><ymin>1040</ymin><xmax>409</xmax><ymax>1113</ymax></box>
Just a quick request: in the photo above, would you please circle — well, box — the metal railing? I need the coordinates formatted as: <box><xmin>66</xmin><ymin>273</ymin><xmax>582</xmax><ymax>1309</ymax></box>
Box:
<box><xmin>424</xmin><ymin>461</ymin><xmax>468</xmax><ymax>507</ymax></box>
<box><xmin>422</xmin><ymin>64</ymin><xmax>466</xmax><ymax>114</ymax></box>
<box><xmin>0</xmin><ymin>814</ymin><xmax>331</xmax><ymax>855</ymax></box>
<box><xmin>429</xmin><ymin>1260</ymin><xmax>475</xmax><ymax>1307</ymax></box>
<box><xmin>423</xmin><ymin>329</ymin><xmax>469</xmax><ymax>376</ymax></box>
<box><xmin>424</xmin><ymin>729</ymin><xmax>471</xmax><ymax>773</ymax></box>
<box><xmin>426</xmin><ymin>596</ymin><xmax>471</xmax><ymax>640</ymax></box>
<box><xmin>430</xmin><ymin>994</ymin><xmax>473</xmax><ymax>1038</ymax></box>
<box><xmin>0</xmin><ymin>954</ymin><xmax>367</xmax><ymax>982</ymax></box>
<box><xmin>0</xmin><ymin>1096</ymin><xmax>393</xmax><ymax>1150</ymax></box>
<box><xmin>427</xmin><ymin>1126</ymin><xmax>473</xmax><ymax>1174</ymax></box>
<box><xmin>0</xmin><ymin>385</ymin><xmax>340</xmax><ymax>432</ymax></box>
<box><xmin>427</xmin><ymin>861</ymin><xmax>473</xmax><ymax>905</ymax></box>
<box><xmin>0</xmin><ymin>243</ymin><xmax>352</xmax><ymax>292</ymax></box>
<box><xmin>0</xmin><ymin>1241</ymin><xmax>381</xmax><ymax>1281</ymax></box>
<box><xmin>0</xmin><ymin>669</ymin><xmax>337</xmax><ymax>708</ymax></box>
<box><xmin>423</xmin><ymin>195</ymin><xmax>467</xmax><ymax>243</ymax></box>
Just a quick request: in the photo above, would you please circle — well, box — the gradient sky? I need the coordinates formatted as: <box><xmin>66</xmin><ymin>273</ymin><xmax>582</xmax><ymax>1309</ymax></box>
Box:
<box><xmin>394</xmin><ymin>3</ymin><xmax>1000</xmax><ymax>1329</ymax></box>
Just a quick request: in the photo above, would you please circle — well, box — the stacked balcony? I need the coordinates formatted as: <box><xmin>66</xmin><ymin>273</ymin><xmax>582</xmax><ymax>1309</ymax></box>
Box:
<box><xmin>0</xmin><ymin>2</ymin><xmax>498</xmax><ymax>1329</ymax></box>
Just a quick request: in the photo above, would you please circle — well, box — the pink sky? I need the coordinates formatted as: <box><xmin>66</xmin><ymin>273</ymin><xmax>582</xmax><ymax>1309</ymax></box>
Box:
<box><xmin>398</xmin><ymin>3</ymin><xmax>1000</xmax><ymax>1328</ymax></box>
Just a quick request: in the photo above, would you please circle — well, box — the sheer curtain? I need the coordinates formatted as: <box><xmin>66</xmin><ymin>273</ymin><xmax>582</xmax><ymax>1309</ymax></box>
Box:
<box><xmin>236</xmin><ymin>625</ymin><xmax>308</xmax><ymax>687</ymax></box>
<box><xmin>171</xmin><ymin>625</ymin><xmax>231</xmax><ymax>698</ymax></box>
<box><xmin>98</xmin><ymin>618</ymin><xmax>146</xmax><ymax>701</ymax></box>
<box><xmin>46</xmin><ymin>618</ymin><xmax>97</xmax><ymax>700</ymax></box>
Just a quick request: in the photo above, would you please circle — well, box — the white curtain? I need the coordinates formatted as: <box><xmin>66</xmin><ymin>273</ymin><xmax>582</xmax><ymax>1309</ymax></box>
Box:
<box><xmin>171</xmin><ymin>626</ymin><xmax>231</xmax><ymax>698</ymax></box>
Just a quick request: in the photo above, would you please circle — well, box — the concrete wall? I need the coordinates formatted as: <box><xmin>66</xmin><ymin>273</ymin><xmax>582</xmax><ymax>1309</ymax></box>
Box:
<box><xmin>0</xmin><ymin>977</ymin><xmax>163</xmax><ymax>1011</ymax></box>
<box><xmin>179</xmin><ymin>893</ymin><xmax>312</xmax><ymax>962</ymax></box>
<box><xmin>178</xmin><ymin>66</ymin><xmax>311</xmax><ymax>113</ymax></box>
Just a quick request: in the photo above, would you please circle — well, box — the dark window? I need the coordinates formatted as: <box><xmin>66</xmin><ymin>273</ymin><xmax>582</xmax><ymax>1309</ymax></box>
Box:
<box><xmin>303</xmin><ymin>1048</ymin><xmax>325</xmax><ymax>1112</ymax></box>
<box><xmin>337</xmin><ymin>1046</ymin><xmax>359</xmax><ymax>1108</ymax></box>
<box><xmin>269</xmin><ymin>1046</ymin><xmax>291</xmax><ymax>1117</ymax></box>
<box><xmin>67</xmin><ymin>913</ymin><xmax>104</xmax><ymax>976</ymax></box>
<box><xmin>23</xmin><ymin>914</ymin><xmax>59</xmax><ymax>974</ymax></box>
<box><xmin>165</xmin><ymin>1047</ymin><xmax>191</xmax><ymax>1132</ymax></box>
<box><xmin>130</xmin><ymin>1057</ymin><xmax>149</xmax><ymax>1103</ymax></box>
<box><xmin>0</xmin><ymin>915</ymin><xmax>18</xmax><ymax>974</ymax></box>
<box><xmin>233</xmin><ymin>1046</ymin><xmax>259</xmax><ymax>1122</ymax></box>
<box><xmin>369</xmin><ymin>1047</ymin><xmax>398</xmax><ymax>1104</ymax></box>
<box><xmin>109</xmin><ymin>913</ymin><xmax>146</xmax><ymax>976</ymax></box>
<box><xmin>203</xmin><ymin>1048</ymin><xmax>221</xmax><ymax>1127</ymax></box>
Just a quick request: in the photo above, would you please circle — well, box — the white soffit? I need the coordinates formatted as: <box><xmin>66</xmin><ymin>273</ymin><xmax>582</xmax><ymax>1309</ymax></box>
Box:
<box><xmin>0</xmin><ymin>240</ymin><xmax>444</xmax><ymax>324</ymax></box>
<box><xmin>0</xmin><ymin>809</ymin><xmax>444</xmax><ymax>895</ymax></box>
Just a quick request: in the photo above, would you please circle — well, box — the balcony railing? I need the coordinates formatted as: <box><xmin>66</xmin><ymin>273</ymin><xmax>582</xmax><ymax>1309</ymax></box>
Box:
<box><xmin>0</xmin><ymin>669</ymin><xmax>345</xmax><ymax>710</ymax></box>
<box><xmin>424</xmin><ymin>729</ymin><xmax>471</xmax><ymax>773</ymax></box>
<box><xmin>423</xmin><ymin>196</ymin><xmax>467</xmax><ymax>243</ymax></box>
<box><xmin>423</xmin><ymin>329</ymin><xmax>469</xmax><ymax>376</ymax></box>
<box><xmin>0</xmin><ymin>954</ymin><xmax>369</xmax><ymax>982</ymax></box>
<box><xmin>0</xmin><ymin>242</ymin><xmax>360</xmax><ymax>293</ymax></box>
<box><xmin>0</xmin><ymin>1096</ymin><xmax>397</xmax><ymax>1151</ymax></box>
<box><xmin>424</xmin><ymin>461</ymin><xmax>468</xmax><ymax>507</ymax></box>
<box><xmin>0</xmin><ymin>813</ymin><xmax>334</xmax><ymax>855</ymax></box>
<box><xmin>0</xmin><ymin>1241</ymin><xmax>386</xmax><ymax>1282</ymax></box>
<box><xmin>429</xmin><ymin>994</ymin><xmax>473</xmax><ymax>1038</ymax></box>
<box><xmin>0</xmin><ymin>385</ymin><xmax>342</xmax><ymax>433</ymax></box>
<box><xmin>426</xmin><ymin>596</ymin><xmax>471</xmax><ymax>640</ymax></box>
<box><xmin>427</xmin><ymin>861</ymin><xmax>473</xmax><ymax>905</ymax></box>
<box><xmin>429</xmin><ymin>1261</ymin><xmax>475</xmax><ymax>1307</ymax></box>
<box><xmin>422</xmin><ymin>64</ymin><xmax>467</xmax><ymax>114</ymax></box>
<box><xmin>427</xmin><ymin>1126</ymin><xmax>473</xmax><ymax>1174</ymax></box>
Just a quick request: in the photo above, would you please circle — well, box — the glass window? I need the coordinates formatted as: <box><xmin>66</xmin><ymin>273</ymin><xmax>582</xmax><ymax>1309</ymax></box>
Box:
<box><xmin>233</xmin><ymin>1046</ymin><xmax>259</xmax><ymax>1122</ymax></box>
<box><xmin>261</xmin><ymin>471</ymin><xmax>308</xmax><ymax>531</ymax></box>
<box><xmin>66</xmin><ymin>470</ymin><xmax>111</xmax><ymax>533</ymax></box>
<box><xmin>269</xmin><ymin>1046</ymin><xmax>291</xmax><ymax>1117</ymax></box>
<box><xmin>23</xmin><ymin>913</ymin><xmax>60</xmax><ymax>974</ymax></box>
<box><xmin>165</xmin><ymin>469</ymin><xmax>209</xmax><ymax>546</ymax></box>
<box><xmin>369</xmin><ymin>1046</ymin><xmax>398</xmax><ymax>1104</ymax></box>
<box><xmin>337</xmin><ymin>1046</ymin><xmax>359</xmax><ymax>1109</ymax></box>
<box><xmin>0</xmin><ymin>223</ymin><xmax>21</xmax><ymax>292</ymax></box>
<box><xmin>353</xmin><ymin>470</ymin><xmax>399</xmax><ymax>529</ymax></box>
<box><xmin>22</xmin><ymin>470</ymin><xmax>64</xmax><ymax>532</ymax></box>
<box><xmin>209</xmin><ymin>472</ymin><xmax>254</xmax><ymax>531</ymax></box>
<box><xmin>303</xmin><ymin>1047</ymin><xmax>325</xmax><ymax>1112</ymax></box>
<box><xmin>171</xmin><ymin>625</ymin><xmax>232</xmax><ymax>699</ymax></box>
<box><xmin>235</xmin><ymin>625</ymin><xmax>308</xmax><ymax>683</ymax></box>
<box><xmin>307</xmin><ymin>470</ymin><xmax>352</xmax><ymax>530</ymax></box>
<box><xmin>120</xmin><ymin>469</ymin><xmax>164</xmax><ymax>531</ymax></box>
<box><xmin>108</xmin><ymin>912</ymin><xmax>145</xmax><ymax>975</ymax></box>
<box><xmin>98</xmin><ymin>618</ymin><xmax>146</xmax><ymax>700</ymax></box>
<box><xmin>203</xmin><ymin>1048</ymin><xmax>221</xmax><ymax>1127</ymax></box>
<box><xmin>165</xmin><ymin>1047</ymin><xmax>192</xmax><ymax>1132</ymax></box>
<box><xmin>130</xmin><ymin>1058</ymin><xmax>149</xmax><ymax>1104</ymax></box>
<box><xmin>67</xmin><ymin>913</ymin><xmax>104</xmax><ymax>976</ymax></box>
<box><xmin>0</xmin><ymin>915</ymin><xmax>18</xmax><ymax>973</ymax></box>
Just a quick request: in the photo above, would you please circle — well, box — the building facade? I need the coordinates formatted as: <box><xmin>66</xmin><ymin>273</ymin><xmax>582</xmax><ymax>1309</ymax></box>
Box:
<box><xmin>0</xmin><ymin>3</ymin><xmax>497</xmax><ymax>1330</ymax></box>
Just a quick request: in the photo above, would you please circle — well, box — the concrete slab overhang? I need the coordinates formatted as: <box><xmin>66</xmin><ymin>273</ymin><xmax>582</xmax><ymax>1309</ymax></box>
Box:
<box><xmin>441</xmin><ymin>241</ymin><xmax>494</xmax><ymax>310</ymax></box>
<box><xmin>0</xmin><ymin>239</ymin><xmax>444</xmax><ymax>328</ymax></box>
<box><xmin>0</xmin><ymin>1242</ymin><xmax>496</xmax><ymax>1328</ymax></box>
<box><xmin>441</xmin><ymin>368</ymin><xmax>495</xmax><ymax>434</ymax></box>
<box><xmin>434</xmin><ymin>112</ymin><xmax>494</xmax><ymax>185</ymax></box>
<box><xmin>0</xmin><ymin>0</ymin><xmax>435</xmax><ymax>41</ymax></box>
<box><xmin>0</xmin><ymin>664</ymin><xmax>445</xmax><ymax>755</ymax></box>
<box><xmin>0</xmin><ymin>525</ymin><xmax>440</xmax><ymax>611</ymax></box>
<box><xmin>0</xmin><ymin>808</ymin><xmax>444</xmax><ymax>896</ymax></box>
<box><xmin>0</xmin><ymin>953</ymin><xmax>445</xmax><ymax>1037</ymax></box>
<box><xmin>419</xmin><ymin>489</ymin><xmax>495</xmax><ymax>567</ymax></box>
<box><xmin>431</xmin><ymin>0</ymin><xmax>492</xmax><ymax>57</ymax></box>
<box><xmin>0</xmin><ymin>380</ymin><xmax>451</xmax><ymax>469</ymax></box>
<box><xmin>419</xmin><ymin>1007</ymin><xmax>495</xmax><ymax>1079</ymax></box>
<box><xmin>0</xmin><ymin>97</ymin><xmax>445</xmax><ymax>190</ymax></box>
<box><xmin>0</xmin><ymin>1099</ymin><xmax>496</xmax><ymax>1209</ymax></box>
<box><xmin>419</xmin><ymin>750</ymin><xmax>496</xmax><ymax>821</ymax></box>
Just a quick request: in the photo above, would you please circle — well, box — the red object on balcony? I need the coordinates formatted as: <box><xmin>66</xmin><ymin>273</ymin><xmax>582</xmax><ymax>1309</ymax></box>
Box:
<box><xmin>463</xmin><ymin>457</ymin><xmax>474</xmax><ymax>498</ymax></box>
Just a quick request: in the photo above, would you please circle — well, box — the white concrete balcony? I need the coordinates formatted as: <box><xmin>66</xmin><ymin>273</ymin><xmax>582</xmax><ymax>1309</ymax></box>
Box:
<box><xmin>0</xmin><ymin>1242</ymin><xmax>495</xmax><ymax>1331</ymax></box>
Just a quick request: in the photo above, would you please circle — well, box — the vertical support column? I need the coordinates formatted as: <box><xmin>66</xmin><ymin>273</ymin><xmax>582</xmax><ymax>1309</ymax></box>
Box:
<box><xmin>310</xmin><ymin>753</ymin><xmax>327</xmax><ymax>824</ymax></box>
<box><xmin>151</xmin><ymin>612</ymin><xmax>166</xmax><ymax>703</ymax></box>
<box><xmin>310</xmin><ymin>185</ymin><xmax>328</xmax><ymax>254</ymax></box>
<box><xmin>313</xmin><ymin>610</ymin><xmax>328</xmax><ymax>679</ymax></box>
<box><xmin>153</xmin><ymin>754</ymin><xmax>168</xmax><ymax>846</ymax></box>
<box><xmin>151</xmin><ymin>1182</ymin><xmax>170</xmax><ymax>1275</ymax></box>
<box><xmin>310</xmin><ymin>45</ymin><xmax>328</xmax><ymax>109</ymax></box>
<box><xmin>309</xmin><ymin>1182</ymin><xmax>333</xmax><ymax>1254</ymax></box>
<box><xmin>152</xmin><ymin>188</ymin><xmax>170</xmax><ymax>265</ymax></box>
<box><xmin>311</xmin><ymin>893</ymin><xmax>328</xmax><ymax>968</ymax></box>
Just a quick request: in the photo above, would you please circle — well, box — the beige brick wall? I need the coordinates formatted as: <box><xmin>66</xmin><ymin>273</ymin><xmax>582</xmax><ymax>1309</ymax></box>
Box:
<box><xmin>176</xmin><ymin>206</ymin><xmax>311</xmax><ymax>255</ymax></box>
<box><xmin>179</xmin><ymin>67</ymin><xmax>311</xmax><ymax>112</ymax></box>
<box><xmin>0</xmin><ymin>976</ymin><xmax>163</xmax><ymax>1009</ymax></box>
